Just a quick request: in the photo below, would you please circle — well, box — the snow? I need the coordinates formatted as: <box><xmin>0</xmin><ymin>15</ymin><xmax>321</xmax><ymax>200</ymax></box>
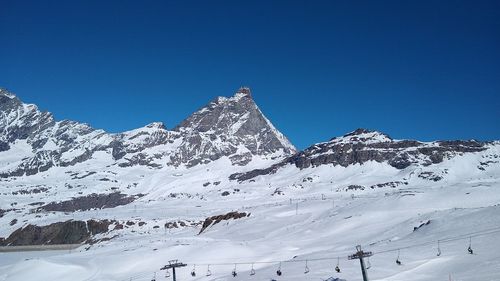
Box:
<box><xmin>0</xmin><ymin>143</ymin><xmax>499</xmax><ymax>281</ymax></box>
<box><xmin>332</xmin><ymin>130</ymin><xmax>393</xmax><ymax>145</ymax></box>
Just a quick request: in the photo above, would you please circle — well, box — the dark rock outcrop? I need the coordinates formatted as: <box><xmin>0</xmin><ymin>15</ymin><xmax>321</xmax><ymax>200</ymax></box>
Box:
<box><xmin>87</xmin><ymin>219</ymin><xmax>114</xmax><ymax>235</ymax></box>
<box><xmin>0</xmin><ymin>219</ymin><xmax>114</xmax><ymax>246</ymax></box>
<box><xmin>370</xmin><ymin>181</ymin><xmax>408</xmax><ymax>189</ymax></box>
<box><xmin>38</xmin><ymin>192</ymin><xmax>143</xmax><ymax>212</ymax></box>
<box><xmin>0</xmin><ymin>141</ymin><xmax>9</xmax><ymax>152</ymax></box>
<box><xmin>413</xmin><ymin>220</ymin><xmax>431</xmax><ymax>232</ymax></box>
<box><xmin>164</xmin><ymin>220</ymin><xmax>200</xmax><ymax>229</ymax></box>
<box><xmin>198</xmin><ymin>211</ymin><xmax>249</xmax><ymax>234</ymax></box>
<box><xmin>418</xmin><ymin>171</ymin><xmax>444</xmax><ymax>181</ymax></box>
<box><xmin>346</xmin><ymin>185</ymin><xmax>365</xmax><ymax>191</ymax></box>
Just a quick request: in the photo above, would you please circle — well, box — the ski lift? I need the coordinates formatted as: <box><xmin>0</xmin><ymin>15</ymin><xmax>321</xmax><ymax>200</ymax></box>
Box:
<box><xmin>151</xmin><ymin>272</ymin><xmax>156</xmax><ymax>281</ymax></box>
<box><xmin>232</xmin><ymin>264</ymin><xmax>238</xmax><ymax>277</ymax></box>
<box><xmin>437</xmin><ymin>240</ymin><xmax>441</xmax><ymax>257</ymax></box>
<box><xmin>468</xmin><ymin>237</ymin><xmax>474</xmax><ymax>254</ymax></box>
<box><xmin>276</xmin><ymin>262</ymin><xmax>282</xmax><ymax>276</ymax></box>
<box><xmin>335</xmin><ymin>257</ymin><xmax>341</xmax><ymax>273</ymax></box>
<box><xmin>191</xmin><ymin>265</ymin><xmax>196</xmax><ymax>277</ymax></box>
<box><xmin>250</xmin><ymin>263</ymin><xmax>256</xmax><ymax>276</ymax></box>
<box><xmin>304</xmin><ymin>260</ymin><xmax>310</xmax><ymax>274</ymax></box>
<box><xmin>366</xmin><ymin>257</ymin><xmax>371</xmax><ymax>269</ymax></box>
<box><xmin>396</xmin><ymin>249</ymin><xmax>402</xmax><ymax>265</ymax></box>
<box><xmin>206</xmin><ymin>265</ymin><xmax>212</xmax><ymax>276</ymax></box>
<box><xmin>165</xmin><ymin>269</ymin><xmax>171</xmax><ymax>278</ymax></box>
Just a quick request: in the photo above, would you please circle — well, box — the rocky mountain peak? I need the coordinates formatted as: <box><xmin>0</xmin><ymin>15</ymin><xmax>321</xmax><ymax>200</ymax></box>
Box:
<box><xmin>345</xmin><ymin>128</ymin><xmax>376</xmax><ymax>136</ymax></box>
<box><xmin>0</xmin><ymin>88</ymin><xmax>17</xmax><ymax>99</ymax></box>
<box><xmin>171</xmin><ymin>87</ymin><xmax>296</xmax><ymax>166</ymax></box>
<box><xmin>0</xmin><ymin>90</ymin><xmax>55</xmax><ymax>144</ymax></box>
<box><xmin>145</xmin><ymin>122</ymin><xmax>166</xmax><ymax>130</ymax></box>
<box><xmin>234</xmin><ymin>86</ymin><xmax>252</xmax><ymax>98</ymax></box>
<box><xmin>0</xmin><ymin>89</ymin><xmax>22</xmax><ymax>110</ymax></box>
<box><xmin>334</xmin><ymin>128</ymin><xmax>393</xmax><ymax>144</ymax></box>
<box><xmin>174</xmin><ymin>88</ymin><xmax>274</xmax><ymax>137</ymax></box>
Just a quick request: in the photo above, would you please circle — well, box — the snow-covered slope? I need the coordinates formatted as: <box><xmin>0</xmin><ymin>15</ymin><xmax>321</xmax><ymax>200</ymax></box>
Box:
<box><xmin>0</xmin><ymin>89</ymin><xmax>499</xmax><ymax>281</ymax></box>
<box><xmin>0</xmin><ymin>87</ymin><xmax>295</xmax><ymax>178</ymax></box>
<box><xmin>230</xmin><ymin>128</ymin><xmax>489</xmax><ymax>182</ymax></box>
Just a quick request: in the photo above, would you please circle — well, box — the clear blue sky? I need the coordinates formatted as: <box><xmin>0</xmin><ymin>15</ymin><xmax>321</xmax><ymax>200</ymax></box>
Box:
<box><xmin>1</xmin><ymin>0</ymin><xmax>499</xmax><ymax>149</ymax></box>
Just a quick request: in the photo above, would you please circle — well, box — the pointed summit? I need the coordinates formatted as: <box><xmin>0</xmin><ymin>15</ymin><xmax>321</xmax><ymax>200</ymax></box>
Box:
<box><xmin>172</xmin><ymin>87</ymin><xmax>296</xmax><ymax>166</ymax></box>
<box><xmin>0</xmin><ymin>89</ymin><xmax>55</xmax><ymax>144</ymax></box>
<box><xmin>234</xmin><ymin>86</ymin><xmax>252</xmax><ymax>99</ymax></box>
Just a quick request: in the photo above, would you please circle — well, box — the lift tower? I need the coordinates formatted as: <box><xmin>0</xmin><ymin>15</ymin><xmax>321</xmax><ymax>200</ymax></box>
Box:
<box><xmin>161</xmin><ymin>260</ymin><xmax>187</xmax><ymax>281</ymax></box>
<box><xmin>348</xmin><ymin>245</ymin><xmax>373</xmax><ymax>281</ymax></box>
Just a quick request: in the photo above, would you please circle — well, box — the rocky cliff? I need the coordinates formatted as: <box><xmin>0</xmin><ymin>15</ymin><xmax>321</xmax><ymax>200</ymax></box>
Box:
<box><xmin>230</xmin><ymin>128</ymin><xmax>488</xmax><ymax>181</ymax></box>
<box><xmin>0</xmin><ymin>87</ymin><xmax>295</xmax><ymax>177</ymax></box>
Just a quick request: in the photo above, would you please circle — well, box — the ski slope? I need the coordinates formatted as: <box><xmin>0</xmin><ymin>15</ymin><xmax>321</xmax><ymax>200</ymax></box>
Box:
<box><xmin>1</xmin><ymin>145</ymin><xmax>500</xmax><ymax>281</ymax></box>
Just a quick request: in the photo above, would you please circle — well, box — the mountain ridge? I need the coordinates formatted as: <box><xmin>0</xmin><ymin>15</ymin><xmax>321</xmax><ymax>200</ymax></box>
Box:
<box><xmin>230</xmin><ymin>127</ymin><xmax>490</xmax><ymax>182</ymax></box>
<box><xmin>0</xmin><ymin>87</ymin><xmax>296</xmax><ymax>177</ymax></box>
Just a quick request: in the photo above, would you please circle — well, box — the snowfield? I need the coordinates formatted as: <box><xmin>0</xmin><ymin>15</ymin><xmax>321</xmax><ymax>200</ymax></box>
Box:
<box><xmin>1</xmin><ymin>147</ymin><xmax>500</xmax><ymax>281</ymax></box>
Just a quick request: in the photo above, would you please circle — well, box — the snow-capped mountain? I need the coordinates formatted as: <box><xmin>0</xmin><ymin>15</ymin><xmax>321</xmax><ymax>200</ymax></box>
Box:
<box><xmin>230</xmin><ymin>128</ymin><xmax>490</xmax><ymax>182</ymax></box>
<box><xmin>0</xmin><ymin>87</ymin><xmax>296</xmax><ymax>178</ymax></box>
<box><xmin>0</xmin><ymin>90</ymin><xmax>114</xmax><ymax>177</ymax></box>
<box><xmin>1</xmin><ymin>88</ymin><xmax>499</xmax><ymax>281</ymax></box>
<box><xmin>172</xmin><ymin>87</ymin><xmax>295</xmax><ymax>166</ymax></box>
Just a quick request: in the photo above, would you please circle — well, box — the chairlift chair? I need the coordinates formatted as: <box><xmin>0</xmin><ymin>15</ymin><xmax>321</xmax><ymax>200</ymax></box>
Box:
<box><xmin>206</xmin><ymin>265</ymin><xmax>212</xmax><ymax>276</ymax></box>
<box><xmin>250</xmin><ymin>263</ymin><xmax>256</xmax><ymax>276</ymax></box>
<box><xmin>276</xmin><ymin>262</ymin><xmax>282</xmax><ymax>276</ymax></box>
<box><xmin>232</xmin><ymin>264</ymin><xmax>238</xmax><ymax>277</ymax></box>
<box><xmin>396</xmin><ymin>249</ymin><xmax>402</xmax><ymax>265</ymax></box>
<box><xmin>468</xmin><ymin>237</ymin><xmax>474</xmax><ymax>254</ymax></box>
<box><xmin>335</xmin><ymin>257</ymin><xmax>341</xmax><ymax>273</ymax></box>
<box><xmin>191</xmin><ymin>265</ymin><xmax>196</xmax><ymax>277</ymax></box>
<box><xmin>304</xmin><ymin>260</ymin><xmax>310</xmax><ymax>274</ymax></box>
<box><xmin>437</xmin><ymin>240</ymin><xmax>442</xmax><ymax>257</ymax></box>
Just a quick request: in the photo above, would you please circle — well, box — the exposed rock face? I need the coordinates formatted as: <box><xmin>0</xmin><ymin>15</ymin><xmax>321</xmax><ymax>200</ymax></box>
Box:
<box><xmin>0</xmin><ymin>90</ymin><xmax>55</xmax><ymax>144</ymax></box>
<box><xmin>230</xmin><ymin>129</ymin><xmax>488</xmax><ymax>181</ymax></box>
<box><xmin>413</xmin><ymin>220</ymin><xmax>431</xmax><ymax>232</ymax></box>
<box><xmin>0</xmin><ymin>209</ymin><xmax>8</xmax><ymax>218</ymax></box>
<box><xmin>87</xmin><ymin>219</ymin><xmax>114</xmax><ymax>234</ymax></box>
<box><xmin>418</xmin><ymin>171</ymin><xmax>444</xmax><ymax>181</ymax></box>
<box><xmin>38</xmin><ymin>192</ymin><xmax>144</xmax><ymax>212</ymax></box>
<box><xmin>164</xmin><ymin>220</ymin><xmax>201</xmax><ymax>229</ymax></box>
<box><xmin>0</xmin><ymin>141</ymin><xmax>9</xmax><ymax>152</ymax></box>
<box><xmin>0</xmin><ymin>87</ymin><xmax>295</xmax><ymax>177</ymax></box>
<box><xmin>370</xmin><ymin>181</ymin><xmax>408</xmax><ymax>189</ymax></box>
<box><xmin>0</xmin><ymin>219</ymin><xmax>114</xmax><ymax>246</ymax></box>
<box><xmin>198</xmin><ymin>211</ymin><xmax>249</xmax><ymax>234</ymax></box>
<box><xmin>172</xmin><ymin>87</ymin><xmax>296</xmax><ymax>166</ymax></box>
<box><xmin>0</xmin><ymin>89</ymin><xmax>114</xmax><ymax>178</ymax></box>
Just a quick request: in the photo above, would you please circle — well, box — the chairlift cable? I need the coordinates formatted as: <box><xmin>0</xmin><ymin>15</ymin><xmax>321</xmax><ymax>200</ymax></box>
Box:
<box><xmin>119</xmin><ymin>226</ymin><xmax>500</xmax><ymax>281</ymax></box>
